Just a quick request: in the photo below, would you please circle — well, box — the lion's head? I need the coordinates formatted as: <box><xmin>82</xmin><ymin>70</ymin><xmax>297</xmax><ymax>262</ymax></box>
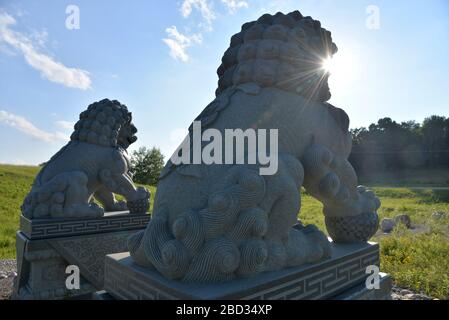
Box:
<box><xmin>70</xmin><ymin>99</ymin><xmax>137</xmax><ymax>149</ymax></box>
<box><xmin>216</xmin><ymin>11</ymin><xmax>337</xmax><ymax>102</ymax></box>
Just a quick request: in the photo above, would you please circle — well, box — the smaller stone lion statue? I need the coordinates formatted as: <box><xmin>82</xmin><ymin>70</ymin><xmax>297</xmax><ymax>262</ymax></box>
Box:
<box><xmin>21</xmin><ymin>99</ymin><xmax>150</xmax><ymax>219</ymax></box>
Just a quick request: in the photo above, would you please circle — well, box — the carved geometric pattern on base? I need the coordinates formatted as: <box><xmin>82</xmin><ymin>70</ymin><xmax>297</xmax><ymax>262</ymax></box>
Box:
<box><xmin>20</xmin><ymin>211</ymin><xmax>150</xmax><ymax>240</ymax></box>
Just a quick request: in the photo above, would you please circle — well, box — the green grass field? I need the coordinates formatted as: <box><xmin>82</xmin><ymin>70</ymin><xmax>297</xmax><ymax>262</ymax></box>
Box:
<box><xmin>300</xmin><ymin>187</ymin><xmax>449</xmax><ymax>299</ymax></box>
<box><xmin>0</xmin><ymin>164</ymin><xmax>448</xmax><ymax>299</ymax></box>
<box><xmin>0</xmin><ymin>165</ymin><xmax>40</xmax><ymax>259</ymax></box>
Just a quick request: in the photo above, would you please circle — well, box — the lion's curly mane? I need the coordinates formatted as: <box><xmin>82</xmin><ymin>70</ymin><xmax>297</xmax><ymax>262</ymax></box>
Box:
<box><xmin>70</xmin><ymin>99</ymin><xmax>132</xmax><ymax>148</ymax></box>
<box><xmin>216</xmin><ymin>11</ymin><xmax>337</xmax><ymax>102</ymax></box>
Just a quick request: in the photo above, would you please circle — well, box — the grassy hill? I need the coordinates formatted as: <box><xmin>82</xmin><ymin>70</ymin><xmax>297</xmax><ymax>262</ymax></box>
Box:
<box><xmin>0</xmin><ymin>164</ymin><xmax>448</xmax><ymax>299</ymax></box>
<box><xmin>0</xmin><ymin>164</ymin><xmax>156</xmax><ymax>258</ymax></box>
<box><xmin>0</xmin><ymin>165</ymin><xmax>40</xmax><ymax>258</ymax></box>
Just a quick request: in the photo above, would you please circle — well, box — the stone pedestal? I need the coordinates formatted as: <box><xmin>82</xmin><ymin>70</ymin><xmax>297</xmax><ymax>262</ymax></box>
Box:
<box><xmin>103</xmin><ymin>241</ymin><xmax>391</xmax><ymax>300</ymax></box>
<box><xmin>13</xmin><ymin>211</ymin><xmax>150</xmax><ymax>300</ymax></box>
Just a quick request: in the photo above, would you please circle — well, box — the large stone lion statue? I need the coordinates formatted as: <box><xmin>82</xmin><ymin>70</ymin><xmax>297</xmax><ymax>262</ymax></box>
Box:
<box><xmin>21</xmin><ymin>99</ymin><xmax>150</xmax><ymax>219</ymax></box>
<box><xmin>128</xmin><ymin>11</ymin><xmax>381</xmax><ymax>283</ymax></box>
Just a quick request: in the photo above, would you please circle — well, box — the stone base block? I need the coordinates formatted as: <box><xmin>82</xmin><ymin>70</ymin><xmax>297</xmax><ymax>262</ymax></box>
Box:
<box><xmin>96</xmin><ymin>273</ymin><xmax>392</xmax><ymax>300</ymax></box>
<box><xmin>104</xmin><ymin>241</ymin><xmax>385</xmax><ymax>300</ymax></box>
<box><xmin>13</xmin><ymin>211</ymin><xmax>150</xmax><ymax>300</ymax></box>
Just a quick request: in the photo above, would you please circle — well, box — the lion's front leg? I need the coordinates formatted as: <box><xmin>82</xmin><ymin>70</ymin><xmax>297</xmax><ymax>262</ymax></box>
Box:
<box><xmin>99</xmin><ymin>170</ymin><xmax>150</xmax><ymax>214</ymax></box>
<box><xmin>302</xmin><ymin>144</ymin><xmax>380</xmax><ymax>242</ymax></box>
<box><xmin>259</xmin><ymin>154</ymin><xmax>331</xmax><ymax>270</ymax></box>
<box><xmin>94</xmin><ymin>186</ymin><xmax>127</xmax><ymax>212</ymax></box>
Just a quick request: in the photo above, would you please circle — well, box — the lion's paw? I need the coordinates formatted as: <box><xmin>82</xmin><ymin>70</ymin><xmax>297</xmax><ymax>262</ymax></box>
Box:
<box><xmin>112</xmin><ymin>200</ymin><xmax>128</xmax><ymax>211</ymax></box>
<box><xmin>357</xmin><ymin>185</ymin><xmax>381</xmax><ymax>213</ymax></box>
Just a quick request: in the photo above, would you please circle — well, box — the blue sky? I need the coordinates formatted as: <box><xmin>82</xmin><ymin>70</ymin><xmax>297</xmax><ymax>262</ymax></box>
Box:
<box><xmin>0</xmin><ymin>0</ymin><xmax>448</xmax><ymax>165</ymax></box>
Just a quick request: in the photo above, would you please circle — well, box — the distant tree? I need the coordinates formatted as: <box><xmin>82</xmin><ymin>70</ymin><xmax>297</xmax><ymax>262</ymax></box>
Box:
<box><xmin>349</xmin><ymin>115</ymin><xmax>449</xmax><ymax>176</ymax></box>
<box><xmin>421</xmin><ymin>116</ymin><xmax>449</xmax><ymax>166</ymax></box>
<box><xmin>130</xmin><ymin>147</ymin><xmax>165</xmax><ymax>186</ymax></box>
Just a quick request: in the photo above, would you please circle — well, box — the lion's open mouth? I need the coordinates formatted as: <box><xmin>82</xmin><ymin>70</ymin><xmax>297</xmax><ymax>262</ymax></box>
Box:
<box><xmin>128</xmin><ymin>136</ymin><xmax>137</xmax><ymax>144</ymax></box>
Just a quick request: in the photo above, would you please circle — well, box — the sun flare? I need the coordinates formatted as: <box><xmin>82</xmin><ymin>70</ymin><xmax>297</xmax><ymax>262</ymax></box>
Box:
<box><xmin>322</xmin><ymin>57</ymin><xmax>335</xmax><ymax>73</ymax></box>
<box><xmin>320</xmin><ymin>51</ymin><xmax>358</xmax><ymax>91</ymax></box>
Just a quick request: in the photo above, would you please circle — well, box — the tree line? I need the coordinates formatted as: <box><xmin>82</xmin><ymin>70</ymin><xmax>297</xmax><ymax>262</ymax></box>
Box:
<box><xmin>349</xmin><ymin>115</ymin><xmax>449</xmax><ymax>175</ymax></box>
<box><xmin>130</xmin><ymin>115</ymin><xmax>449</xmax><ymax>186</ymax></box>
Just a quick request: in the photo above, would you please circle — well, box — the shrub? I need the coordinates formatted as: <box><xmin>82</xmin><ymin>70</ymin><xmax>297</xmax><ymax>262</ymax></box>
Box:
<box><xmin>130</xmin><ymin>147</ymin><xmax>165</xmax><ymax>186</ymax></box>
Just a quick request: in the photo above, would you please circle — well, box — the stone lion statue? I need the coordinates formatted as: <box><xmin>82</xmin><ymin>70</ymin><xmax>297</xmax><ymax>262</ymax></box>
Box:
<box><xmin>21</xmin><ymin>99</ymin><xmax>150</xmax><ymax>219</ymax></box>
<box><xmin>128</xmin><ymin>11</ymin><xmax>380</xmax><ymax>283</ymax></box>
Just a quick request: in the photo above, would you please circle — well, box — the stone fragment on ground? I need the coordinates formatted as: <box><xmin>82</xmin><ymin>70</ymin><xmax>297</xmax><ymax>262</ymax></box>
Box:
<box><xmin>432</xmin><ymin>211</ymin><xmax>448</xmax><ymax>220</ymax></box>
<box><xmin>391</xmin><ymin>286</ymin><xmax>437</xmax><ymax>300</ymax></box>
<box><xmin>0</xmin><ymin>260</ymin><xmax>16</xmax><ymax>300</ymax></box>
<box><xmin>393</xmin><ymin>214</ymin><xmax>412</xmax><ymax>228</ymax></box>
<box><xmin>380</xmin><ymin>214</ymin><xmax>413</xmax><ymax>234</ymax></box>
<box><xmin>380</xmin><ymin>218</ymin><xmax>396</xmax><ymax>233</ymax></box>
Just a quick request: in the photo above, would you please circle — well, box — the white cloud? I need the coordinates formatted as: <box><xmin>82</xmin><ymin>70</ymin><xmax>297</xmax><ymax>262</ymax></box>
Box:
<box><xmin>171</xmin><ymin>1</ymin><xmax>247</xmax><ymax>61</ymax></box>
<box><xmin>180</xmin><ymin>0</ymin><xmax>216</xmax><ymax>27</ymax></box>
<box><xmin>221</xmin><ymin>0</ymin><xmax>248</xmax><ymax>13</ymax></box>
<box><xmin>0</xmin><ymin>110</ymin><xmax>69</xmax><ymax>143</ymax></box>
<box><xmin>162</xmin><ymin>26</ymin><xmax>202</xmax><ymax>62</ymax></box>
<box><xmin>0</xmin><ymin>11</ymin><xmax>91</xmax><ymax>90</ymax></box>
<box><xmin>30</xmin><ymin>28</ymin><xmax>48</xmax><ymax>48</ymax></box>
<box><xmin>55</xmin><ymin>120</ymin><xmax>75</xmax><ymax>130</ymax></box>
